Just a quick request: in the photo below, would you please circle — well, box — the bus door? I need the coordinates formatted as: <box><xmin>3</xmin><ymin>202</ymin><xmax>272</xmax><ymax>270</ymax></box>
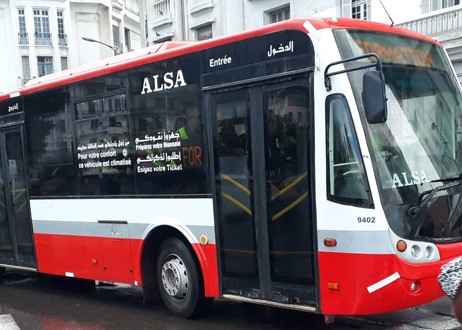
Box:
<box><xmin>0</xmin><ymin>126</ymin><xmax>36</xmax><ymax>269</ymax></box>
<box><xmin>209</xmin><ymin>80</ymin><xmax>316</xmax><ymax>305</ymax></box>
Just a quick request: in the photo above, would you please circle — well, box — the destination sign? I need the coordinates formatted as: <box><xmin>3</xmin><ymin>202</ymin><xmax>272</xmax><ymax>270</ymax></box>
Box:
<box><xmin>202</xmin><ymin>30</ymin><xmax>314</xmax><ymax>87</ymax></box>
<box><xmin>0</xmin><ymin>97</ymin><xmax>23</xmax><ymax>117</ymax></box>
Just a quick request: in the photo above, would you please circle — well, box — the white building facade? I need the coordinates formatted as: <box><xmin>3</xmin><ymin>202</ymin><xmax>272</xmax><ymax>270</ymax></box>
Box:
<box><xmin>141</xmin><ymin>0</ymin><xmax>425</xmax><ymax>47</ymax></box>
<box><xmin>140</xmin><ymin>0</ymin><xmax>462</xmax><ymax>79</ymax></box>
<box><xmin>2</xmin><ymin>0</ymin><xmax>462</xmax><ymax>93</ymax></box>
<box><xmin>0</xmin><ymin>0</ymin><xmax>141</xmax><ymax>93</ymax></box>
<box><xmin>141</xmin><ymin>0</ymin><xmax>338</xmax><ymax>45</ymax></box>
<box><xmin>399</xmin><ymin>0</ymin><xmax>462</xmax><ymax>83</ymax></box>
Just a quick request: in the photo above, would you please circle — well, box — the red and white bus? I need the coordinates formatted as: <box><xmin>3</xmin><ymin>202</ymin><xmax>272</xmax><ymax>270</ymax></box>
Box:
<box><xmin>1</xmin><ymin>17</ymin><xmax>462</xmax><ymax>319</ymax></box>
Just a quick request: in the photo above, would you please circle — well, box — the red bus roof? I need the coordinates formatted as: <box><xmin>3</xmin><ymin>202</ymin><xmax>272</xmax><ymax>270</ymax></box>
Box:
<box><xmin>0</xmin><ymin>17</ymin><xmax>439</xmax><ymax>101</ymax></box>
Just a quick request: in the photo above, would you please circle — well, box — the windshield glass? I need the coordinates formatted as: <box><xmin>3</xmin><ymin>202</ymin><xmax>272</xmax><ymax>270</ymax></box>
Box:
<box><xmin>335</xmin><ymin>29</ymin><xmax>462</xmax><ymax>241</ymax></box>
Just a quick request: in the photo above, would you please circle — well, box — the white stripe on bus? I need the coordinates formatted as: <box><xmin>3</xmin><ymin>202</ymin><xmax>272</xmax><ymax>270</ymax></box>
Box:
<box><xmin>30</xmin><ymin>198</ymin><xmax>214</xmax><ymax>226</ymax></box>
<box><xmin>367</xmin><ymin>272</ymin><xmax>400</xmax><ymax>293</ymax></box>
<box><xmin>31</xmin><ymin>221</ymin><xmax>216</xmax><ymax>243</ymax></box>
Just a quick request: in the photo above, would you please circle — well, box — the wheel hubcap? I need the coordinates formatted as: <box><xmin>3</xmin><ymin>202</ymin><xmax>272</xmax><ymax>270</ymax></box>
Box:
<box><xmin>161</xmin><ymin>255</ymin><xmax>189</xmax><ymax>301</ymax></box>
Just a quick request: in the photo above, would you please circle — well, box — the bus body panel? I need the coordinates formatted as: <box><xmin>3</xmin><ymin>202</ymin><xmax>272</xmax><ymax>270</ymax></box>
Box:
<box><xmin>33</xmin><ymin>233</ymin><xmax>219</xmax><ymax>297</ymax></box>
<box><xmin>318</xmin><ymin>251</ymin><xmax>444</xmax><ymax>315</ymax></box>
<box><xmin>30</xmin><ymin>198</ymin><xmax>219</xmax><ymax>296</ymax></box>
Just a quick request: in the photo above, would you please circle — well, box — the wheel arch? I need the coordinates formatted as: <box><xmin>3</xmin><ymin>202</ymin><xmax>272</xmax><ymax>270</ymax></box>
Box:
<box><xmin>140</xmin><ymin>224</ymin><xmax>218</xmax><ymax>303</ymax></box>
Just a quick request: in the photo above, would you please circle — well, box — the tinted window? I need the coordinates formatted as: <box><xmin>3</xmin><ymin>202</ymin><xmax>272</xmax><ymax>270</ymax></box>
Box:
<box><xmin>129</xmin><ymin>57</ymin><xmax>208</xmax><ymax>195</ymax></box>
<box><xmin>74</xmin><ymin>94</ymin><xmax>134</xmax><ymax>195</ymax></box>
<box><xmin>326</xmin><ymin>94</ymin><xmax>372</xmax><ymax>207</ymax></box>
<box><xmin>25</xmin><ymin>89</ymin><xmax>75</xmax><ymax>196</ymax></box>
<box><xmin>73</xmin><ymin>72</ymin><xmax>127</xmax><ymax>99</ymax></box>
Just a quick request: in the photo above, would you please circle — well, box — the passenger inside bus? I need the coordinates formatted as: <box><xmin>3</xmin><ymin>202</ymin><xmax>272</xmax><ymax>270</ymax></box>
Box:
<box><xmin>266</xmin><ymin>111</ymin><xmax>298</xmax><ymax>200</ymax></box>
<box><xmin>218</xmin><ymin>119</ymin><xmax>246</xmax><ymax>156</ymax></box>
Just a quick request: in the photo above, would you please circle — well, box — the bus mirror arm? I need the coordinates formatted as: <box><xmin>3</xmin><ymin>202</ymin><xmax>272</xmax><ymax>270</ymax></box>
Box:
<box><xmin>324</xmin><ymin>53</ymin><xmax>387</xmax><ymax>124</ymax></box>
<box><xmin>324</xmin><ymin>53</ymin><xmax>383</xmax><ymax>91</ymax></box>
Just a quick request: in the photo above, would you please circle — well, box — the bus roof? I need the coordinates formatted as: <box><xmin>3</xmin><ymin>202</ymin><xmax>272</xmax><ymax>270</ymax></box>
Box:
<box><xmin>0</xmin><ymin>17</ymin><xmax>438</xmax><ymax>101</ymax></box>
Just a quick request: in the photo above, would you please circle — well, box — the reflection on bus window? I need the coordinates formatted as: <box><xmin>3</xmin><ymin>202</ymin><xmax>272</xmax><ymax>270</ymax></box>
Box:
<box><xmin>129</xmin><ymin>68</ymin><xmax>208</xmax><ymax>195</ymax></box>
<box><xmin>25</xmin><ymin>89</ymin><xmax>75</xmax><ymax>196</ymax></box>
<box><xmin>263</xmin><ymin>85</ymin><xmax>314</xmax><ymax>285</ymax></box>
<box><xmin>74</xmin><ymin>94</ymin><xmax>133</xmax><ymax>196</ymax></box>
<box><xmin>369</xmin><ymin>69</ymin><xmax>462</xmax><ymax>190</ymax></box>
<box><xmin>327</xmin><ymin>95</ymin><xmax>371</xmax><ymax>207</ymax></box>
<box><xmin>217</xmin><ymin>118</ymin><xmax>246</xmax><ymax>156</ymax></box>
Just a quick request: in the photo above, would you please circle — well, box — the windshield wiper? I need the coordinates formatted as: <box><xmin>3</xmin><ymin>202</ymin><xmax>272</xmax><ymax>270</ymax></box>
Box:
<box><xmin>430</xmin><ymin>173</ymin><xmax>462</xmax><ymax>183</ymax></box>
<box><xmin>408</xmin><ymin>179</ymin><xmax>462</xmax><ymax>217</ymax></box>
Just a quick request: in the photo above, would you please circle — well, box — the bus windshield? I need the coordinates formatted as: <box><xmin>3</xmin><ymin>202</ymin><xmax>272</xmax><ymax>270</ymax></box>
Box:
<box><xmin>335</xmin><ymin>29</ymin><xmax>462</xmax><ymax>241</ymax></box>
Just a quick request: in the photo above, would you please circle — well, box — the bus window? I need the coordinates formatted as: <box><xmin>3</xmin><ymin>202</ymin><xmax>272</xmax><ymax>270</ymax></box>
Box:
<box><xmin>73</xmin><ymin>72</ymin><xmax>127</xmax><ymax>99</ymax></box>
<box><xmin>74</xmin><ymin>94</ymin><xmax>134</xmax><ymax>196</ymax></box>
<box><xmin>326</xmin><ymin>94</ymin><xmax>372</xmax><ymax>207</ymax></box>
<box><xmin>130</xmin><ymin>79</ymin><xmax>208</xmax><ymax>195</ymax></box>
<box><xmin>263</xmin><ymin>85</ymin><xmax>314</xmax><ymax>285</ymax></box>
<box><xmin>25</xmin><ymin>90</ymin><xmax>75</xmax><ymax>196</ymax></box>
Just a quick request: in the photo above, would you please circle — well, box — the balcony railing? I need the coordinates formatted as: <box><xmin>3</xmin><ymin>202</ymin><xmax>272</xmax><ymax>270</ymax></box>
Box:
<box><xmin>18</xmin><ymin>33</ymin><xmax>28</xmax><ymax>45</ymax></box>
<box><xmin>153</xmin><ymin>0</ymin><xmax>170</xmax><ymax>20</ymax></box>
<box><xmin>35</xmin><ymin>32</ymin><xmax>52</xmax><ymax>45</ymax></box>
<box><xmin>399</xmin><ymin>6</ymin><xmax>462</xmax><ymax>36</ymax></box>
<box><xmin>58</xmin><ymin>33</ymin><xmax>68</xmax><ymax>46</ymax></box>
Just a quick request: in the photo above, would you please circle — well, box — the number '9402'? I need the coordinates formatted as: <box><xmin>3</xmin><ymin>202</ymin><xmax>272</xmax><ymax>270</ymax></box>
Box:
<box><xmin>357</xmin><ymin>217</ymin><xmax>375</xmax><ymax>224</ymax></box>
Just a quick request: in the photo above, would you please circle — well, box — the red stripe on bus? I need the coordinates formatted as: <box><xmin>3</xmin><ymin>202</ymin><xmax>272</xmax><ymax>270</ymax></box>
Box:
<box><xmin>34</xmin><ymin>233</ymin><xmax>219</xmax><ymax>297</ymax></box>
<box><xmin>318</xmin><ymin>251</ymin><xmax>444</xmax><ymax>315</ymax></box>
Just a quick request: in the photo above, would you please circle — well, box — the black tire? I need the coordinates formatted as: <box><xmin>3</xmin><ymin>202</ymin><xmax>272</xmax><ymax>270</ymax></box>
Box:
<box><xmin>156</xmin><ymin>237</ymin><xmax>212</xmax><ymax>318</ymax></box>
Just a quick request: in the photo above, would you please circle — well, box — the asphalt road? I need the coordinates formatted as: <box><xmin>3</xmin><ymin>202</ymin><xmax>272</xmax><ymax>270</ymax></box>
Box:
<box><xmin>0</xmin><ymin>270</ymin><xmax>461</xmax><ymax>330</ymax></box>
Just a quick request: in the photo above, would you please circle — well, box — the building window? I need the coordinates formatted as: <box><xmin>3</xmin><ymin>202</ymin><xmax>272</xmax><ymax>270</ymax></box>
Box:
<box><xmin>342</xmin><ymin>0</ymin><xmax>370</xmax><ymax>20</ymax></box>
<box><xmin>61</xmin><ymin>57</ymin><xmax>68</xmax><ymax>71</ymax></box>
<box><xmin>113</xmin><ymin>24</ymin><xmax>120</xmax><ymax>51</ymax></box>
<box><xmin>431</xmin><ymin>0</ymin><xmax>460</xmax><ymax>11</ymax></box>
<box><xmin>57</xmin><ymin>10</ymin><xmax>67</xmax><ymax>46</ymax></box>
<box><xmin>269</xmin><ymin>6</ymin><xmax>290</xmax><ymax>24</ymax></box>
<box><xmin>18</xmin><ymin>8</ymin><xmax>28</xmax><ymax>45</ymax></box>
<box><xmin>34</xmin><ymin>9</ymin><xmax>51</xmax><ymax>45</ymax></box>
<box><xmin>352</xmin><ymin>0</ymin><xmax>368</xmax><ymax>19</ymax></box>
<box><xmin>37</xmin><ymin>56</ymin><xmax>53</xmax><ymax>77</ymax></box>
<box><xmin>21</xmin><ymin>56</ymin><xmax>30</xmax><ymax>84</ymax></box>
<box><xmin>124</xmin><ymin>28</ymin><xmax>131</xmax><ymax>52</ymax></box>
<box><xmin>196</xmin><ymin>24</ymin><xmax>212</xmax><ymax>41</ymax></box>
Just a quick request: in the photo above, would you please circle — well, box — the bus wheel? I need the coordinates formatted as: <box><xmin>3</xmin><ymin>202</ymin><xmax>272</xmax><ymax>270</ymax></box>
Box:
<box><xmin>156</xmin><ymin>237</ymin><xmax>211</xmax><ymax>318</ymax></box>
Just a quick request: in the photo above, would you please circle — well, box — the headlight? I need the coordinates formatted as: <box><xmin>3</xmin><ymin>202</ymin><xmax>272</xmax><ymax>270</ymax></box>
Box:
<box><xmin>410</xmin><ymin>245</ymin><xmax>421</xmax><ymax>258</ymax></box>
<box><xmin>425</xmin><ymin>245</ymin><xmax>434</xmax><ymax>259</ymax></box>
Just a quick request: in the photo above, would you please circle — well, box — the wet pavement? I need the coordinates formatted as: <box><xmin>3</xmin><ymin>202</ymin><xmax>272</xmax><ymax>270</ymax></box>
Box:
<box><xmin>0</xmin><ymin>270</ymin><xmax>461</xmax><ymax>330</ymax></box>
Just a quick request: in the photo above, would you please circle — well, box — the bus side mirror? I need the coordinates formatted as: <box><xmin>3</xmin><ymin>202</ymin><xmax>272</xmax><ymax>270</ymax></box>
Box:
<box><xmin>363</xmin><ymin>71</ymin><xmax>387</xmax><ymax>124</ymax></box>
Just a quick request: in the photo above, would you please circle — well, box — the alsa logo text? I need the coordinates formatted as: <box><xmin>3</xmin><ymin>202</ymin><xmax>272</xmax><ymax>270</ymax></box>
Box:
<box><xmin>140</xmin><ymin>70</ymin><xmax>187</xmax><ymax>94</ymax></box>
